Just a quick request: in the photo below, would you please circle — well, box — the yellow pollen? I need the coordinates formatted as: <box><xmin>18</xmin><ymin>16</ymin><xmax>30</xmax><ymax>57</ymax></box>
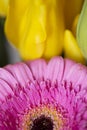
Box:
<box><xmin>22</xmin><ymin>105</ymin><xmax>64</xmax><ymax>130</ymax></box>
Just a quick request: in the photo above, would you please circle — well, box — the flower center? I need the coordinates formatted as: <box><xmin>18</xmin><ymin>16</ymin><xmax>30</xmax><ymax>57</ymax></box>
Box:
<box><xmin>22</xmin><ymin>106</ymin><xmax>64</xmax><ymax>130</ymax></box>
<box><xmin>31</xmin><ymin>115</ymin><xmax>53</xmax><ymax>130</ymax></box>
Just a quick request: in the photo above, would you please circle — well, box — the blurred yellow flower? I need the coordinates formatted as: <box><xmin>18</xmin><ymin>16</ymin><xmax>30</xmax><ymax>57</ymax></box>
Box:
<box><xmin>4</xmin><ymin>0</ymin><xmax>85</xmax><ymax>63</ymax></box>
<box><xmin>64</xmin><ymin>0</ymin><xmax>83</xmax><ymax>29</ymax></box>
<box><xmin>64</xmin><ymin>30</ymin><xmax>85</xmax><ymax>64</ymax></box>
<box><xmin>0</xmin><ymin>0</ymin><xmax>9</xmax><ymax>17</ymax></box>
<box><xmin>63</xmin><ymin>0</ymin><xmax>85</xmax><ymax>64</ymax></box>
<box><xmin>5</xmin><ymin>0</ymin><xmax>64</xmax><ymax>60</ymax></box>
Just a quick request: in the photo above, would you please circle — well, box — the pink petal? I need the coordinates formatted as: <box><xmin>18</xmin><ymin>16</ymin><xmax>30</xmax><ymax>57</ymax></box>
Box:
<box><xmin>63</xmin><ymin>58</ymin><xmax>75</xmax><ymax>80</ymax></box>
<box><xmin>0</xmin><ymin>79</ymin><xmax>13</xmax><ymax>101</ymax></box>
<box><xmin>44</xmin><ymin>57</ymin><xmax>64</xmax><ymax>83</ymax></box>
<box><xmin>0</xmin><ymin>68</ymin><xmax>18</xmax><ymax>90</ymax></box>
<box><xmin>27</xmin><ymin>59</ymin><xmax>47</xmax><ymax>80</ymax></box>
<box><xmin>5</xmin><ymin>63</ymin><xmax>34</xmax><ymax>88</ymax></box>
<box><xmin>63</xmin><ymin>60</ymin><xmax>87</xmax><ymax>87</ymax></box>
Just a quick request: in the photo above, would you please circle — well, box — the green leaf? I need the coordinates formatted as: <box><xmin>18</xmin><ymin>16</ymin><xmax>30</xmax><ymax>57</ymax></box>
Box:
<box><xmin>76</xmin><ymin>0</ymin><xmax>87</xmax><ymax>59</ymax></box>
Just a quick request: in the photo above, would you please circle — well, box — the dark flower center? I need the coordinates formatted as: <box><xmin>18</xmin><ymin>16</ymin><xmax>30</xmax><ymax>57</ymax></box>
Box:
<box><xmin>31</xmin><ymin>115</ymin><xmax>53</xmax><ymax>130</ymax></box>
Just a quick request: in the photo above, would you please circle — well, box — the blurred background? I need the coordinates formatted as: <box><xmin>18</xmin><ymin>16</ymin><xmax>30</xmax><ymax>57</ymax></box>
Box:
<box><xmin>0</xmin><ymin>17</ymin><xmax>21</xmax><ymax>67</ymax></box>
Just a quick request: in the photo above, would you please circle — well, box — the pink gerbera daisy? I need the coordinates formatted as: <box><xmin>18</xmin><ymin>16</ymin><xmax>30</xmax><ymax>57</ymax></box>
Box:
<box><xmin>0</xmin><ymin>57</ymin><xmax>87</xmax><ymax>130</ymax></box>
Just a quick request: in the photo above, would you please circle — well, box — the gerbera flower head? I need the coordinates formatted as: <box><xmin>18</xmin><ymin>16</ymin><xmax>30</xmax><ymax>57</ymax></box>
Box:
<box><xmin>0</xmin><ymin>57</ymin><xmax>87</xmax><ymax>130</ymax></box>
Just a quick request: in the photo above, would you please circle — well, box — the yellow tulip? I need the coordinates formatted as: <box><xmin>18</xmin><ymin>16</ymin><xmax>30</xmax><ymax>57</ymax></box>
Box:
<box><xmin>72</xmin><ymin>15</ymin><xmax>79</xmax><ymax>37</ymax></box>
<box><xmin>4</xmin><ymin>0</ymin><xmax>86</xmax><ymax>63</ymax></box>
<box><xmin>5</xmin><ymin>0</ymin><xmax>65</xmax><ymax>60</ymax></box>
<box><xmin>63</xmin><ymin>0</ymin><xmax>85</xmax><ymax>64</ymax></box>
<box><xmin>0</xmin><ymin>0</ymin><xmax>9</xmax><ymax>17</ymax></box>
<box><xmin>64</xmin><ymin>0</ymin><xmax>84</xmax><ymax>29</ymax></box>
<box><xmin>64</xmin><ymin>30</ymin><xmax>85</xmax><ymax>64</ymax></box>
